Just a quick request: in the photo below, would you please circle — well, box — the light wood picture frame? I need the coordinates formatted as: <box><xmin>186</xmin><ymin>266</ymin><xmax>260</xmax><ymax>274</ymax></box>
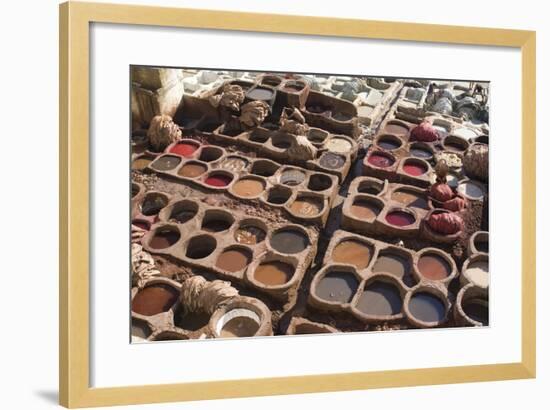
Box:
<box><xmin>59</xmin><ymin>1</ymin><xmax>536</xmax><ymax>407</ymax></box>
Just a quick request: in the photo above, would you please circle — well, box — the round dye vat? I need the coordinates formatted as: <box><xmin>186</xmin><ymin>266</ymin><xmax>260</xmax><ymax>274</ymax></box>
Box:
<box><xmin>254</xmin><ymin>261</ymin><xmax>294</xmax><ymax>286</ymax></box>
<box><xmin>205</xmin><ymin>173</ymin><xmax>233</xmax><ymax>187</ymax></box>
<box><xmin>408</xmin><ymin>292</ymin><xmax>446</xmax><ymax>323</ymax></box>
<box><xmin>372</xmin><ymin>253</ymin><xmax>410</xmax><ymax>280</ymax></box>
<box><xmin>453</xmin><ymin>127</ymin><xmax>477</xmax><ymax>141</ymax></box>
<box><xmin>290</xmin><ymin>197</ymin><xmax>323</xmax><ymax>217</ymax></box>
<box><xmin>462</xmin><ymin>298</ymin><xmax>489</xmax><ymax>325</ymax></box>
<box><xmin>220</xmin><ymin>156</ymin><xmax>248</xmax><ymax>172</ymax></box>
<box><xmin>385</xmin><ymin>211</ymin><xmax>415</xmax><ymax>227</ymax></box>
<box><xmin>418</xmin><ymin>253</ymin><xmax>451</xmax><ymax>280</ymax></box>
<box><xmin>457</xmin><ymin>181</ymin><xmax>485</xmax><ymax>200</ymax></box>
<box><xmin>199</xmin><ymin>147</ymin><xmax>223</xmax><ymax>162</ymax></box>
<box><xmin>319</xmin><ymin>152</ymin><xmax>345</xmax><ymax>170</ymax></box>
<box><xmin>384</xmin><ymin>122</ymin><xmax>409</xmax><ymax>135</ymax></box>
<box><xmin>367</xmin><ymin>153</ymin><xmax>394</xmax><ymax>168</ymax></box>
<box><xmin>132</xmin><ymin>220</ymin><xmax>150</xmax><ymax>231</ymax></box>
<box><xmin>186</xmin><ymin>235</ymin><xmax>217</xmax><ymax>259</ymax></box>
<box><xmin>132</xmin><ymin>157</ymin><xmax>153</xmax><ymax>170</ymax></box>
<box><xmin>350</xmin><ymin>199</ymin><xmax>381</xmax><ymax>221</ymax></box>
<box><xmin>444</xmin><ymin>141</ymin><xmax>467</xmax><ymax>152</ymax></box>
<box><xmin>391</xmin><ymin>190</ymin><xmax>429</xmax><ymax>210</ymax></box>
<box><xmin>315</xmin><ymin>271</ymin><xmax>359</xmax><ymax>304</ymax></box>
<box><xmin>357</xmin><ymin>182</ymin><xmax>383</xmax><ymax>195</ymax></box>
<box><xmin>141</xmin><ymin>195</ymin><xmax>167</xmax><ymax>216</ymax></box>
<box><xmin>216</xmin><ymin>248</ymin><xmax>252</xmax><ymax>272</ymax></box>
<box><xmin>219</xmin><ymin>315</ymin><xmax>259</xmax><ymax>338</ymax></box>
<box><xmin>433</xmin><ymin>125</ymin><xmax>449</xmax><ymax>138</ymax></box>
<box><xmin>151</xmin><ymin>155</ymin><xmax>181</xmax><ymax>171</ymax></box>
<box><xmin>474</xmin><ymin>238</ymin><xmax>489</xmax><ymax>253</ymax></box>
<box><xmin>270</xmin><ymin>229</ymin><xmax>309</xmax><ymax>254</ymax></box>
<box><xmin>403</xmin><ymin>162</ymin><xmax>427</xmax><ymax>176</ymax></box>
<box><xmin>178</xmin><ymin>162</ymin><xmax>207</xmax><ymax>178</ymax></box>
<box><xmin>169</xmin><ymin>207</ymin><xmax>197</xmax><ymax>224</ymax></box>
<box><xmin>149</xmin><ymin>228</ymin><xmax>180</xmax><ymax>249</ymax></box>
<box><xmin>266</xmin><ymin>188</ymin><xmax>291</xmax><ymax>205</ymax></box>
<box><xmin>132</xmin><ymin>284</ymin><xmax>179</xmax><ymax>316</ymax></box>
<box><xmin>234</xmin><ymin>225</ymin><xmax>266</xmax><ymax>245</ymax></box>
<box><xmin>169</xmin><ymin>142</ymin><xmax>199</xmax><ymax>157</ymax></box>
<box><xmin>247</xmin><ymin>88</ymin><xmax>274</xmax><ymax>101</ymax></box>
<box><xmin>377</xmin><ymin>138</ymin><xmax>401</xmax><ymax>150</ymax></box>
<box><xmin>332</xmin><ymin>240</ymin><xmax>372</xmax><ymax>270</ymax></box>
<box><xmin>465</xmin><ymin>260</ymin><xmax>489</xmax><ymax>288</ymax></box>
<box><xmin>232</xmin><ymin>178</ymin><xmax>265</xmax><ymax>198</ymax></box>
<box><xmin>410</xmin><ymin>147</ymin><xmax>432</xmax><ymax>159</ymax></box>
<box><xmin>308</xmin><ymin>174</ymin><xmax>332</xmax><ymax>191</ymax></box>
<box><xmin>326</xmin><ymin>138</ymin><xmax>353</xmax><ymax>154</ymax></box>
<box><xmin>202</xmin><ymin>216</ymin><xmax>232</xmax><ymax>233</ymax></box>
<box><xmin>280</xmin><ymin>169</ymin><xmax>306</xmax><ymax>186</ymax></box>
<box><xmin>307</xmin><ymin>104</ymin><xmax>332</xmax><ymax>116</ymax></box>
<box><xmin>356</xmin><ymin>281</ymin><xmax>402</xmax><ymax>316</ymax></box>
<box><xmin>307</xmin><ymin>129</ymin><xmax>327</xmax><ymax>144</ymax></box>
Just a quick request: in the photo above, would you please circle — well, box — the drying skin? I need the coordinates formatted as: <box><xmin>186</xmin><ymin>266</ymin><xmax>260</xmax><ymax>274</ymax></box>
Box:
<box><xmin>180</xmin><ymin>276</ymin><xmax>239</xmax><ymax>315</ymax></box>
<box><xmin>279</xmin><ymin>107</ymin><xmax>317</xmax><ymax>161</ymax></box>
<box><xmin>463</xmin><ymin>143</ymin><xmax>489</xmax><ymax>182</ymax></box>
<box><xmin>238</xmin><ymin>100</ymin><xmax>270</xmax><ymax>128</ymax></box>
<box><xmin>208</xmin><ymin>84</ymin><xmax>245</xmax><ymax>112</ymax></box>
<box><xmin>147</xmin><ymin>115</ymin><xmax>182</xmax><ymax>152</ymax></box>
<box><xmin>131</xmin><ymin>243</ymin><xmax>161</xmax><ymax>288</ymax></box>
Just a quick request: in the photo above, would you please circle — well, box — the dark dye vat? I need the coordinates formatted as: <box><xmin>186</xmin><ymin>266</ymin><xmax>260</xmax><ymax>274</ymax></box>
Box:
<box><xmin>205</xmin><ymin>174</ymin><xmax>233</xmax><ymax>187</ymax></box>
<box><xmin>186</xmin><ymin>235</ymin><xmax>216</xmax><ymax>259</ymax></box>
<box><xmin>319</xmin><ymin>152</ymin><xmax>345</xmax><ymax>169</ymax></box>
<box><xmin>131</xmin><ymin>284</ymin><xmax>179</xmax><ymax>316</ymax></box>
<box><xmin>307</xmin><ymin>104</ymin><xmax>332</xmax><ymax>116</ymax></box>
<box><xmin>408</xmin><ymin>292</ymin><xmax>446</xmax><ymax>323</ymax></box>
<box><xmin>315</xmin><ymin>271</ymin><xmax>359</xmax><ymax>304</ymax></box>
<box><xmin>308</xmin><ymin>174</ymin><xmax>332</xmax><ymax>191</ymax></box>
<box><xmin>367</xmin><ymin>153</ymin><xmax>394</xmax><ymax>168</ymax></box>
<box><xmin>169</xmin><ymin>208</ymin><xmax>197</xmax><ymax>224</ymax></box>
<box><xmin>475</xmin><ymin>239</ymin><xmax>489</xmax><ymax>253</ymax></box>
<box><xmin>356</xmin><ymin>281</ymin><xmax>402</xmax><ymax>316</ymax></box>
<box><xmin>266</xmin><ymin>189</ymin><xmax>291</xmax><ymax>205</ymax></box>
<box><xmin>141</xmin><ymin>195</ymin><xmax>167</xmax><ymax>216</ymax></box>
<box><xmin>202</xmin><ymin>218</ymin><xmax>232</xmax><ymax>233</ymax></box>
<box><xmin>177</xmin><ymin>310</ymin><xmax>211</xmax><ymax>331</ymax></box>
<box><xmin>332</xmin><ymin>112</ymin><xmax>353</xmax><ymax>121</ymax></box>
<box><xmin>169</xmin><ymin>142</ymin><xmax>199</xmax><ymax>157</ymax></box>
<box><xmin>372</xmin><ymin>253</ymin><xmax>411</xmax><ymax>280</ymax></box>
<box><xmin>149</xmin><ymin>228</ymin><xmax>180</xmax><ymax>249</ymax></box>
<box><xmin>462</xmin><ymin>299</ymin><xmax>489</xmax><ymax>325</ymax></box>
<box><xmin>444</xmin><ymin>141</ymin><xmax>466</xmax><ymax>152</ymax></box>
<box><xmin>385</xmin><ymin>211</ymin><xmax>415</xmax><ymax>227</ymax></box>
<box><xmin>150</xmin><ymin>155</ymin><xmax>181</xmax><ymax>171</ymax></box>
<box><xmin>270</xmin><ymin>229</ymin><xmax>309</xmax><ymax>254</ymax></box>
<box><xmin>132</xmin><ymin>220</ymin><xmax>150</xmax><ymax>231</ymax></box>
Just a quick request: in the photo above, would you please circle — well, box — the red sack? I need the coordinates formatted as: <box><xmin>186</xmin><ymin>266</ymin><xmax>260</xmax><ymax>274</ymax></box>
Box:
<box><xmin>411</xmin><ymin>121</ymin><xmax>439</xmax><ymax>142</ymax></box>
<box><xmin>430</xmin><ymin>182</ymin><xmax>454</xmax><ymax>202</ymax></box>
<box><xmin>427</xmin><ymin>212</ymin><xmax>464</xmax><ymax>235</ymax></box>
<box><xmin>442</xmin><ymin>196</ymin><xmax>466</xmax><ymax>212</ymax></box>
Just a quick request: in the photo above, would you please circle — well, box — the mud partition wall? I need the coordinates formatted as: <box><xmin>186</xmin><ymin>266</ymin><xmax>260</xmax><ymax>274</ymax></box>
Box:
<box><xmin>131</xmin><ymin>68</ymin><xmax>490</xmax><ymax>341</ymax></box>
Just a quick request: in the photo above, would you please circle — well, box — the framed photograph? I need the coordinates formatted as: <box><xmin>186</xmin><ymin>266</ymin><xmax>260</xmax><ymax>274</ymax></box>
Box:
<box><xmin>59</xmin><ymin>1</ymin><xmax>536</xmax><ymax>408</ymax></box>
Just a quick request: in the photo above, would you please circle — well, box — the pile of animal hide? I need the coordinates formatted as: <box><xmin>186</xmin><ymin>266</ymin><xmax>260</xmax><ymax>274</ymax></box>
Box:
<box><xmin>147</xmin><ymin>115</ymin><xmax>182</xmax><ymax>152</ymax></box>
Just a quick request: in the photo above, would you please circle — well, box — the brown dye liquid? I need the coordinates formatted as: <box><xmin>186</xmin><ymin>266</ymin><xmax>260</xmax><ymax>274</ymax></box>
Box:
<box><xmin>219</xmin><ymin>316</ymin><xmax>259</xmax><ymax>338</ymax></box>
<box><xmin>384</xmin><ymin>123</ymin><xmax>409</xmax><ymax>135</ymax></box>
<box><xmin>350</xmin><ymin>200</ymin><xmax>380</xmax><ymax>220</ymax></box>
<box><xmin>332</xmin><ymin>240</ymin><xmax>372</xmax><ymax>270</ymax></box>
<box><xmin>216</xmin><ymin>249</ymin><xmax>251</xmax><ymax>272</ymax></box>
<box><xmin>315</xmin><ymin>271</ymin><xmax>359</xmax><ymax>303</ymax></box>
<box><xmin>356</xmin><ymin>281</ymin><xmax>402</xmax><ymax>316</ymax></box>
<box><xmin>391</xmin><ymin>190</ymin><xmax>429</xmax><ymax>210</ymax></box>
<box><xmin>235</xmin><ymin>226</ymin><xmax>266</xmax><ymax>244</ymax></box>
<box><xmin>149</xmin><ymin>229</ymin><xmax>180</xmax><ymax>249</ymax></box>
<box><xmin>270</xmin><ymin>230</ymin><xmax>309</xmax><ymax>254</ymax></box>
<box><xmin>372</xmin><ymin>254</ymin><xmax>410</xmax><ymax>280</ymax></box>
<box><xmin>254</xmin><ymin>261</ymin><xmax>294</xmax><ymax>286</ymax></box>
<box><xmin>131</xmin><ymin>284</ymin><xmax>179</xmax><ymax>316</ymax></box>
<box><xmin>408</xmin><ymin>292</ymin><xmax>445</xmax><ymax>323</ymax></box>
<box><xmin>132</xmin><ymin>157</ymin><xmax>153</xmax><ymax>170</ymax></box>
<box><xmin>178</xmin><ymin>163</ymin><xmax>207</xmax><ymax>178</ymax></box>
<box><xmin>462</xmin><ymin>298</ymin><xmax>489</xmax><ymax>325</ymax></box>
<box><xmin>417</xmin><ymin>254</ymin><xmax>451</xmax><ymax>280</ymax></box>
<box><xmin>151</xmin><ymin>155</ymin><xmax>181</xmax><ymax>171</ymax></box>
<box><xmin>232</xmin><ymin>179</ymin><xmax>265</xmax><ymax>197</ymax></box>
<box><xmin>290</xmin><ymin>198</ymin><xmax>322</xmax><ymax>216</ymax></box>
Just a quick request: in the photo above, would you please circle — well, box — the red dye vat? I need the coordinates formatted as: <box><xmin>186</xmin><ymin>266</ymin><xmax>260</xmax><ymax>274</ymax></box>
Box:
<box><xmin>132</xmin><ymin>220</ymin><xmax>150</xmax><ymax>230</ymax></box>
<box><xmin>368</xmin><ymin>153</ymin><xmax>394</xmax><ymax>168</ymax></box>
<box><xmin>385</xmin><ymin>211</ymin><xmax>415</xmax><ymax>227</ymax></box>
<box><xmin>170</xmin><ymin>143</ymin><xmax>199</xmax><ymax>157</ymax></box>
<box><xmin>403</xmin><ymin>163</ymin><xmax>427</xmax><ymax>176</ymax></box>
<box><xmin>205</xmin><ymin>175</ymin><xmax>233</xmax><ymax>187</ymax></box>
